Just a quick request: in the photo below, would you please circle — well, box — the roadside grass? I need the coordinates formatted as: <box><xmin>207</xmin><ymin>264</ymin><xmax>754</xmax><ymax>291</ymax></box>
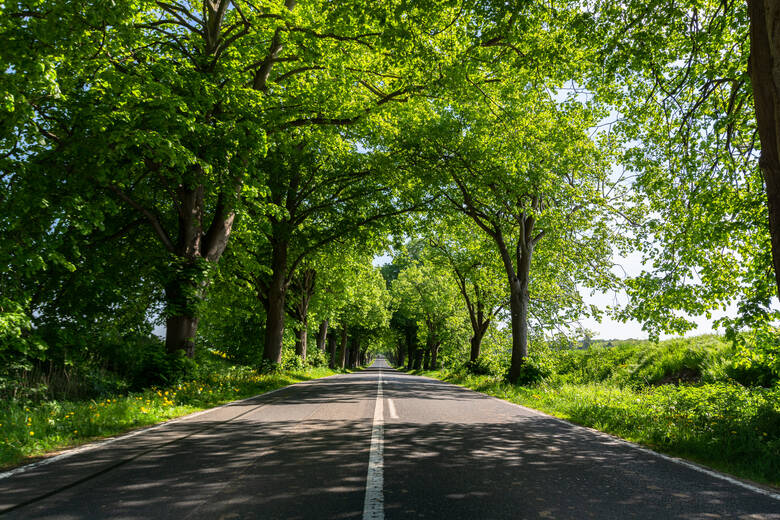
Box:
<box><xmin>0</xmin><ymin>365</ymin><xmax>340</xmax><ymax>469</ymax></box>
<box><xmin>536</xmin><ymin>335</ymin><xmax>757</xmax><ymax>387</ymax></box>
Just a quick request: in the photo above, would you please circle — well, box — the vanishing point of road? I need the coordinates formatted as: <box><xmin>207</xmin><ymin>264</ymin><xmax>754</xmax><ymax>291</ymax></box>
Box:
<box><xmin>1</xmin><ymin>357</ymin><xmax>778</xmax><ymax>519</ymax></box>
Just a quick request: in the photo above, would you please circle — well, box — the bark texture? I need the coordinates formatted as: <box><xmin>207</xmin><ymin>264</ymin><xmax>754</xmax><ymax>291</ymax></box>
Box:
<box><xmin>294</xmin><ymin>326</ymin><xmax>308</xmax><ymax>361</ymax></box>
<box><xmin>469</xmin><ymin>333</ymin><xmax>484</xmax><ymax>363</ymax></box>
<box><xmin>492</xmin><ymin>208</ymin><xmax>542</xmax><ymax>383</ymax></box>
<box><xmin>338</xmin><ymin>327</ymin><xmax>348</xmax><ymax>369</ymax></box>
<box><xmin>328</xmin><ymin>332</ymin><xmax>337</xmax><ymax>368</ymax></box>
<box><xmin>160</xmin><ymin>181</ymin><xmax>236</xmax><ymax>356</ymax></box>
<box><xmin>413</xmin><ymin>348</ymin><xmax>423</xmax><ymax>370</ymax></box>
<box><xmin>262</xmin><ymin>239</ymin><xmax>289</xmax><ymax>364</ymax></box>
<box><xmin>316</xmin><ymin>319</ymin><xmax>328</xmax><ymax>351</ymax></box>
<box><xmin>430</xmin><ymin>341</ymin><xmax>440</xmax><ymax>369</ymax></box>
<box><xmin>749</xmin><ymin>0</ymin><xmax>780</xmax><ymax>297</ymax></box>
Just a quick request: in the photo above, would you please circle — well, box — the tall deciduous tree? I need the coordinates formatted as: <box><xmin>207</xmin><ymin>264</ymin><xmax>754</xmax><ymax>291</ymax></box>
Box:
<box><xmin>425</xmin><ymin>218</ymin><xmax>506</xmax><ymax>363</ymax></box>
<box><xmin>748</xmin><ymin>0</ymin><xmax>780</xmax><ymax>300</ymax></box>
<box><xmin>5</xmin><ymin>0</ymin><xmax>492</xmax><ymax>360</ymax></box>
<box><xmin>394</xmin><ymin>86</ymin><xmax>623</xmax><ymax>381</ymax></box>
<box><xmin>391</xmin><ymin>258</ymin><xmax>468</xmax><ymax>370</ymax></box>
<box><xmin>337</xmin><ymin>262</ymin><xmax>392</xmax><ymax>368</ymax></box>
<box><xmin>593</xmin><ymin>0</ymin><xmax>776</xmax><ymax>335</ymax></box>
<box><xmin>230</xmin><ymin>129</ymin><xmax>407</xmax><ymax>365</ymax></box>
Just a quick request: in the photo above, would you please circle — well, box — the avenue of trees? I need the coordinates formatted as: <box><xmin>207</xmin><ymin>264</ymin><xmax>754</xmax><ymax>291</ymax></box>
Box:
<box><xmin>2</xmin><ymin>0</ymin><xmax>779</xmax><ymax>387</ymax></box>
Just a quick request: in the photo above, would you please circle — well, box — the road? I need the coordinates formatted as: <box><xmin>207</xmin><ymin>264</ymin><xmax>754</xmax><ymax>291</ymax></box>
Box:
<box><xmin>1</xmin><ymin>357</ymin><xmax>778</xmax><ymax>519</ymax></box>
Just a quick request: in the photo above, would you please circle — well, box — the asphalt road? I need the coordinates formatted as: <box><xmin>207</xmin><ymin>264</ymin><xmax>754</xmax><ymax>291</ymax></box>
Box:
<box><xmin>1</xmin><ymin>357</ymin><xmax>778</xmax><ymax>519</ymax></box>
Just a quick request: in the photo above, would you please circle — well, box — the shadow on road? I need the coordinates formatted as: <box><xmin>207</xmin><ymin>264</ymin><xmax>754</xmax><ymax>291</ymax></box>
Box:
<box><xmin>2</xmin><ymin>368</ymin><xmax>778</xmax><ymax>519</ymax></box>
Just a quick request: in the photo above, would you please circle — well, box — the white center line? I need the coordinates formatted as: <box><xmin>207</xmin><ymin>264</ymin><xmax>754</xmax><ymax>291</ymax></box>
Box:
<box><xmin>362</xmin><ymin>370</ymin><xmax>384</xmax><ymax>520</ymax></box>
<box><xmin>386</xmin><ymin>398</ymin><xmax>398</xmax><ymax>420</ymax></box>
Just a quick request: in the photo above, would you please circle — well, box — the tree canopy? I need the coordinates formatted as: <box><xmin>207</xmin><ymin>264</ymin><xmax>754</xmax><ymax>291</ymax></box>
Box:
<box><xmin>2</xmin><ymin>0</ymin><xmax>778</xmax><ymax>385</ymax></box>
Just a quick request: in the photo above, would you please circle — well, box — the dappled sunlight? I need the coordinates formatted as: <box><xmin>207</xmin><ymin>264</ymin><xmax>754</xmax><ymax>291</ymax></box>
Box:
<box><xmin>3</xmin><ymin>414</ymin><xmax>373</xmax><ymax>519</ymax></box>
<box><xmin>383</xmin><ymin>417</ymin><xmax>780</xmax><ymax>519</ymax></box>
<box><xmin>2</xmin><ymin>369</ymin><xmax>778</xmax><ymax>520</ymax></box>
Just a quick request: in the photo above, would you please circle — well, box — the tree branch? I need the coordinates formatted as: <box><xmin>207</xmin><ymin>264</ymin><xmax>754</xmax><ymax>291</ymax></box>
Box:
<box><xmin>107</xmin><ymin>185</ymin><xmax>176</xmax><ymax>253</ymax></box>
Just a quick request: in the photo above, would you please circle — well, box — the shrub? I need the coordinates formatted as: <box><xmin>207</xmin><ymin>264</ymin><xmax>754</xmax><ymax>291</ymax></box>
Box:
<box><xmin>306</xmin><ymin>347</ymin><xmax>329</xmax><ymax>368</ymax></box>
<box><xmin>463</xmin><ymin>356</ymin><xmax>500</xmax><ymax>376</ymax></box>
<box><xmin>506</xmin><ymin>352</ymin><xmax>553</xmax><ymax>385</ymax></box>
<box><xmin>281</xmin><ymin>348</ymin><xmax>305</xmax><ymax>371</ymax></box>
<box><xmin>731</xmin><ymin>325</ymin><xmax>780</xmax><ymax>387</ymax></box>
<box><xmin>258</xmin><ymin>359</ymin><xmax>281</xmax><ymax>374</ymax></box>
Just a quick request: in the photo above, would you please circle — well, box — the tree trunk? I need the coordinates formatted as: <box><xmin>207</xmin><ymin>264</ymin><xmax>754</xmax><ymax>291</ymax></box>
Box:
<box><xmin>295</xmin><ymin>324</ymin><xmax>307</xmax><ymax>361</ymax></box>
<box><xmin>430</xmin><ymin>342</ymin><xmax>440</xmax><ymax>369</ymax></box>
<box><xmin>316</xmin><ymin>319</ymin><xmax>328</xmax><ymax>351</ymax></box>
<box><xmin>164</xmin><ymin>271</ymin><xmax>201</xmax><ymax>357</ymax></box>
<box><xmin>396</xmin><ymin>344</ymin><xmax>405</xmax><ymax>367</ymax></box>
<box><xmin>263</xmin><ymin>239</ymin><xmax>288</xmax><ymax>364</ymax></box>
<box><xmin>413</xmin><ymin>348</ymin><xmax>423</xmax><ymax>370</ymax></box>
<box><xmin>507</xmin><ymin>248</ymin><xmax>531</xmax><ymax>383</ymax></box>
<box><xmin>749</xmin><ymin>0</ymin><xmax>780</xmax><ymax>297</ymax></box>
<box><xmin>469</xmin><ymin>332</ymin><xmax>484</xmax><ymax>363</ymax></box>
<box><xmin>113</xmin><ymin>161</ymin><xmax>237</xmax><ymax>360</ymax></box>
<box><xmin>423</xmin><ymin>322</ymin><xmax>433</xmax><ymax>370</ymax></box>
<box><xmin>467</xmin><ymin>299</ymin><xmax>490</xmax><ymax>363</ymax></box>
<box><xmin>339</xmin><ymin>327</ymin><xmax>348</xmax><ymax>369</ymax></box>
<box><xmin>328</xmin><ymin>331</ymin><xmax>337</xmax><ymax>368</ymax></box>
<box><xmin>165</xmin><ymin>314</ymin><xmax>199</xmax><ymax>358</ymax></box>
<box><xmin>351</xmin><ymin>336</ymin><xmax>361</xmax><ymax>368</ymax></box>
<box><xmin>405</xmin><ymin>325</ymin><xmax>416</xmax><ymax>370</ymax></box>
<box><xmin>493</xmin><ymin>224</ymin><xmax>538</xmax><ymax>384</ymax></box>
<box><xmin>290</xmin><ymin>268</ymin><xmax>315</xmax><ymax>362</ymax></box>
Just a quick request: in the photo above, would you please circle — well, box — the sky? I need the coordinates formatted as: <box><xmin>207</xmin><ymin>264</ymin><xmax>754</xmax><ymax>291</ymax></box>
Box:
<box><xmin>577</xmin><ymin>249</ymin><xmax>725</xmax><ymax>341</ymax></box>
<box><xmin>578</xmin><ymin>289</ymin><xmax>734</xmax><ymax>341</ymax></box>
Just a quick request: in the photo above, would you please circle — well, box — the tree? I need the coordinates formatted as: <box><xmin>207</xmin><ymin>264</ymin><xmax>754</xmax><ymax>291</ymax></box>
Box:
<box><xmin>3</xmin><ymin>0</ymin><xmax>482</xmax><ymax>360</ymax></box>
<box><xmin>392</xmin><ymin>85</ymin><xmax>624</xmax><ymax>381</ymax></box>
<box><xmin>230</xmin><ymin>129</ymin><xmax>408</xmax><ymax>364</ymax></box>
<box><xmin>425</xmin><ymin>217</ymin><xmax>507</xmax><ymax>363</ymax></box>
<box><xmin>748</xmin><ymin>0</ymin><xmax>780</xmax><ymax>299</ymax></box>
<box><xmin>592</xmin><ymin>0</ymin><xmax>777</xmax><ymax>335</ymax></box>
<box><xmin>391</xmin><ymin>258</ymin><xmax>468</xmax><ymax>369</ymax></box>
<box><xmin>286</xmin><ymin>267</ymin><xmax>316</xmax><ymax>361</ymax></box>
<box><xmin>337</xmin><ymin>262</ymin><xmax>391</xmax><ymax>368</ymax></box>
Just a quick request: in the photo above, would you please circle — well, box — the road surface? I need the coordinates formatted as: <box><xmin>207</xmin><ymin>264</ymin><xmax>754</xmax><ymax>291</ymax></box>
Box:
<box><xmin>1</xmin><ymin>357</ymin><xmax>778</xmax><ymax>519</ymax></box>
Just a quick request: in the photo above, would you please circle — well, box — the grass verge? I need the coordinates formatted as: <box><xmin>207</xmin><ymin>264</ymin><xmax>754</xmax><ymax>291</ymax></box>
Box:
<box><xmin>409</xmin><ymin>368</ymin><xmax>780</xmax><ymax>488</ymax></box>
<box><xmin>0</xmin><ymin>365</ymin><xmax>340</xmax><ymax>469</ymax></box>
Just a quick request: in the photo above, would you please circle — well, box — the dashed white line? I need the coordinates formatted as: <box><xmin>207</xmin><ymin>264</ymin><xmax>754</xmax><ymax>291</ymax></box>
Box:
<box><xmin>386</xmin><ymin>398</ymin><xmax>398</xmax><ymax>419</ymax></box>
<box><xmin>362</xmin><ymin>370</ymin><xmax>384</xmax><ymax>520</ymax></box>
